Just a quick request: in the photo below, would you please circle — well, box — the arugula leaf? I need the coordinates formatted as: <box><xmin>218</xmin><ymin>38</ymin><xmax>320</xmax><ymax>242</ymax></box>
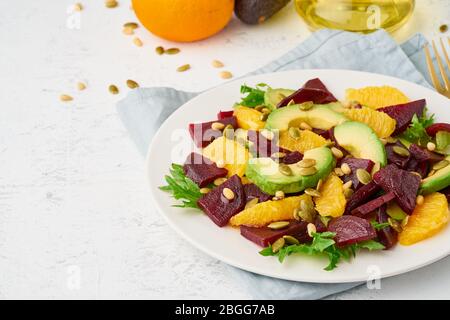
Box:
<box><xmin>237</xmin><ymin>84</ymin><xmax>268</xmax><ymax>107</ymax></box>
<box><xmin>259</xmin><ymin>232</ymin><xmax>384</xmax><ymax>271</ymax></box>
<box><xmin>159</xmin><ymin>163</ymin><xmax>202</xmax><ymax>209</ymax></box>
<box><xmin>371</xmin><ymin>221</ymin><xmax>391</xmax><ymax>230</ymax></box>
<box><xmin>401</xmin><ymin>109</ymin><xmax>435</xmax><ymax>145</ymax></box>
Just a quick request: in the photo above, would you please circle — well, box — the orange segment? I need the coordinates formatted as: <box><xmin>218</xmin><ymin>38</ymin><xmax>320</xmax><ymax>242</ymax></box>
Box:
<box><xmin>230</xmin><ymin>195</ymin><xmax>312</xmax><ymax>227</ymax></box>
<box><xmin>233</xmin><ymin>106</ymin><xmax>265</xmax><ymax>130</ymax></box>
<box><xmin>343</xmin><ymin>107</ymin><xmax>397</xmax><ymax>138</ymax></box>
<box><xmin>278</xmin><ymin>129</ymin><xmax>328</xmax><ymax>153</ymax></box>
<box><xmin>346</xmin><ymin>86</ymin><xmax>409</xmax><ymax>109</ymax></box>
<box><xmin>314</xmin><ymin>174</ymin><xmax>346</xmax><ymax>218</ymax></box>
<box><xmin>202</xmin><ymin>136</ymin><xmax>250</xmax><ymax>177</ymax></box>
<box><xmin>399</xmin><ymin>192</ymin><xmax>449</xmax><ymax>245</ymax></box>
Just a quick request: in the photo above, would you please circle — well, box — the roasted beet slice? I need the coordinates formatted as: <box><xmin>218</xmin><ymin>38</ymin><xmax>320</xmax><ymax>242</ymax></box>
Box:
<box><xmin>351</xmin><ymin>192</ymin><xmax>396</xmax><ymax>217</ymax></box>
<box><xmin>217</xmin><ymin>110</ymin><xmax>234</xmax><ymax>120</ymax></box>
<box><xmin>386</xmin><ymin>142</ymin><xmax>410</xmax><ymax>169</ymax></box>
<box><xmin>277</xmin><ymin>78</ymin><xmax>337</xmax><ymax>108</ymax></box>
<box><xmin>340</xmin><ymin>158</ymin><xmax>374</xmax><ymax>191</ymax></box>
<box><xmin>376</xmin><ymin>205</ymin><xmax>398</xmax><ymax>249</ymax></box>
<box><xmin>328</xmin><ymin>216</ymin><xmax>377</xmax><ymax>247</ymax></box>
<box><xmin>282</xmin><ymin>151</ymin><xmax>303</xmax><ymax>164</ymax></box>
<box><xmin>409</xmin><ymin>144</ymin><xmax>444</xmax><ymax>163</ymax></box>
<box><xmin>378</xmin><ymin>99</ymin><xmax>426</xmax><ymax>135</ymax></box>
<box><xmin>247</xmin><ymin>130</ymin><xmax>288</xmax><ymax>157</ymax></box>
<box><xmin>312</xmin><ymin>128</ymin><xmax>332</xmax><ymax>140</ymax></box>
<box><xmin>197</xmin><ymin>175</ymin><xmax>245</xmax><ymax>227</ymax></box>
<box><xmin>373</xmin><ymin>165</ymin><xmax>421</xmax><ymax>214</ymax></box>
<box><xmin>189</xmin><ymin>116</ymin><xmax>238</xmax><ymax>148</ymax></box>
<box><xmin>183</xmin><ymin>153</ymin><xmax>228</xmax><ymax>187</ymax></box>
<box><xmin>345</xmin><ymin>181</ymin><xmax>381</xmax><ymax>214</ymax></box>
<box><xmin>426</xmin><ymin>123</ymin><xmax>450</xmax><ymax>136</ymax></box>
<box><xmin>240</xmin><ymin>220</ymin><xmax>309</xmax><ymax>247</ymax></box>
<box><xmin>244</xmin><ymin>184</ymin><xmax>272</xmax><ymax>203</ymax></box>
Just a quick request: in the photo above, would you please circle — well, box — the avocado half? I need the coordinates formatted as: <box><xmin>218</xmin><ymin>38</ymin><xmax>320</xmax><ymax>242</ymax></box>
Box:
<box><xmin>420</xmin><ymin>155</ymin><xmax>450</xmax><ymax>194</ymax></box>
<box><xmin>235</xmin><ymin>0</ymin><xmax>291</xmax><ymax>25</ymax></box>
<box><xmin>245</xmin><ymin>147</ymin><xmax>335</xmax><ymax>195</ymax></box>
<box><xmin>334</xmin><ymin>121</ymin><xmax>387</xmax><ymax>166</ymax></box>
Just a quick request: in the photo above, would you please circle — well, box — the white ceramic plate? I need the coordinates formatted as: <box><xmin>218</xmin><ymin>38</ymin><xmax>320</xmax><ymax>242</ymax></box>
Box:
<box><xmin>146</xmin><ymin>69</ymin><xmax>450</xmax><ymax>283</ymax></box>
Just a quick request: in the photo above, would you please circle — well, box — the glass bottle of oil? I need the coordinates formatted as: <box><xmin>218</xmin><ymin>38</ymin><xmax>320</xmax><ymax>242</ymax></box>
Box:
<box><xmin>295</xmin><ymin>0</ymin><xmax>415</xmax><ymax>33</ymax></box>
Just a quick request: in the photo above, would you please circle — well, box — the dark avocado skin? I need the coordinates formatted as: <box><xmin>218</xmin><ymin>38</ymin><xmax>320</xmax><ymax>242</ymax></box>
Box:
<box><xmin>235</xmin><ymin>0</ymin><xmax>291</xmax><ymax>24</ymax></box>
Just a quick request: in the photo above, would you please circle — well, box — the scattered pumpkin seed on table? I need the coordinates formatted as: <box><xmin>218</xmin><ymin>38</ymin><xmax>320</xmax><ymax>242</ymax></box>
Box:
<box><xmin>133</xmin><ymin>37</ymin><xmax>143</xmax><ymax>47</ymax></box>
<box><xmin>177</xmin><ymin>64</ymin><xmax>191</xmax><ymax>72</ymax></box>
<box><xmin>155</xmin><ymin>46</ymin><xmax>165</xmax><ymax>55</ymax></box>
<box><xmin>60</xmin><ymin>94</ymin><xmax>73</xmax><ymax>102</ymax></box>
<box><xmin>123</xmin><ymin>27</ymin><xmax>134</xmax><ymax>35</ymax></box>
<box><xmin>109</xmin><ymin>85</ymin><xmax>119</xmax><ymax>95</ymax></box>
<box><xmin>105</xmin><ymin>0</ymin><xmax>118</xmax><ymax>8</ymax></box>
<box><xmin>123</xmin><ymin>22</ymin><xmax>139</xmax><ymax>29</ymax></box>
<box><xmin>212</xmin><ymin>60</ymin><xmax>224</xmax><ymax>68</ymax></box>
<box><xmin>77</xmin><ymin>82</ymin><xmax>86</xmax><ymax>91</ymax></box>
<box><xmin>165</xmin><ymin>48</ymin><xmax>180</xmax><ymax>55</ymax></box>
<box><xmin>74</xmin><ymin>3</ymin><xmax>83</xmax><ymax>11</ymax></box>
<box><xmin>126</xmin><ymin>79</ymin><xmax>139</xmax><ymax>89</ymax></box>
<box><xmin>220</xmin><ymin>71</ymin><xmax>233</xmax><ymax>79</ymax></box>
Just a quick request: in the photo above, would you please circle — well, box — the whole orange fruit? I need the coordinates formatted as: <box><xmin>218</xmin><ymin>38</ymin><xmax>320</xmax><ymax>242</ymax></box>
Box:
<box><xmin>132</xmin><ymin>0</ymin><xmax>235</xmax><ymax>42</ymax></box>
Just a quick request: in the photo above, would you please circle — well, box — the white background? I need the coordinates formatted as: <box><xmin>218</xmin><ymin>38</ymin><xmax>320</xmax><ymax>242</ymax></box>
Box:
<box><xmin>0</xmin><ymin>0</ymin><xmax>449</xmax><ymax>299</ymax></box>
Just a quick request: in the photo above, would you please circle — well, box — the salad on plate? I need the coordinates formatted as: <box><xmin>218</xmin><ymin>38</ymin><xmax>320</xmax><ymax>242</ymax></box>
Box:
<box><xmin>160</xmin><ymin>78</ymin><xmax>450</xmax><ymax>271</ymax></box>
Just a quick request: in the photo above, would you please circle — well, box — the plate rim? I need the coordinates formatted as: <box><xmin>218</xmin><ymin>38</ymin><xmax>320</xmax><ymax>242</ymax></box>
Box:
<box><xmin>146</xmin><ymin>69</ymin><xmax>450</xmax><ymax>283</ymax></box>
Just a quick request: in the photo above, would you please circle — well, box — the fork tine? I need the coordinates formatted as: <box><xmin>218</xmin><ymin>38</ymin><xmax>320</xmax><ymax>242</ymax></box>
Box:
<box><xmin>441</xmin><ymin>38</ymin><xmax>450</xmax><ymax>71</ymax></box>
<box><xmin>424</xmin><ymin>44</ymin><xmax>443</xmax><ymax>92</ymax></box>
<box><xmin>433</xmin><ymin>40</ymin><xmax>450</xmax><ymax>90</ymax></box>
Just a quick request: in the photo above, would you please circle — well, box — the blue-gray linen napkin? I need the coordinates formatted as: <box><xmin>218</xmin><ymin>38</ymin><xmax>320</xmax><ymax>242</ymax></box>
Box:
<box><xmin>117</xmin><ymin>29</ymin><xmax>436</xmax><ymax>300</ymax></box>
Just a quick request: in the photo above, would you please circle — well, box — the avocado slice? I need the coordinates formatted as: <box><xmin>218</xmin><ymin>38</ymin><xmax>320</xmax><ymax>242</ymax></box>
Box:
<box><xmin>334</xmin><ymin>121</ymin><xmax>387</xmax><ymax>166</ymax></box>
<box><xmin>245</xmin><ymin>147</ymin><xmax>335</xmax><ymax>195</ymax></box>
<box><xmin>235</xmin><ymin>0</ymin><xmax>291</xmax><ymax>25</ymax></box>
<box><xmin>264</xmin><ymin>88</ymin><xmax>295</xmax><ymax>110</ymax></box>
<box><xmin>420</xmin><ymin>155</ymin><xmax>450</xmax><ymax>194</ymax></box>
<box><xmin>265</xmin><ymin>104</ymin><xmax>348</xmax><ymax>131</ymax></box>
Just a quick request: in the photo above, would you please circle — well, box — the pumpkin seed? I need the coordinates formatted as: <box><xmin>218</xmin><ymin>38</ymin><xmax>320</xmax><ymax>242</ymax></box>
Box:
<box><xmin>155</xmin><ymin>46</ymin><xmax>164</xmax><ymax>55</ymax></box>
<box><xmin>108</xmin><ymin>85</ymin><xmax>119</xmax><ymax>95</ymax></box>
<box><xmin>299</xmin><ymin>122</ymin><xmax>312</xmax><ymax>131</ymax></box>
<box><xmin>124</xmin><ymin>22</ymin><xmax>139</xmax><ymax>29</ymax></box>
<box><xmin>416</xmin><ymin>195</ymin><xmax>424</xmax><ymax>206</ymax></box>
<box><xmin>261</xmin><ymin>108</ymin><xmax>271</xmax><ymax>114</ymax></box>
<box><xmin>288</xmin><ymin>127</ymin><xmax>301</xmax><ymax>139</ymax></box>
<box><xmin>60</xmin><ymin>94</ymin><xmax>73</xmax><ymax>102</ymax></box>
<box><xmin>283</xmin><ymin>235</ymin><xmax>300</xmax><ymax>245</ymax></box>
<box><xmin>255</xmin><ymin>105</ymin><xmax>265</xmax><ymax>112</ymax></box>
<box><xmin>343</xmin><ymin>188</ymin><xmax>354</xmax><ymax>199</ymax></box>
<box><xmin>222</xmin><ymin>188</ymin><xmax>235</xmax><ymax>200</ymax></box>
<box><xmin>356</xmin><ymin>168</ymin><xmax>372</xmax><ymax>185</ymax></box>
<box><xmin>177</xmin><ymin>64</ymin><xmax>190</xmax><ymax>72</ymax></box>
<box><xmin>305</xmin><ymin>188</ymin><xmax>321</xmax><ymax>197</ymax></box>
<box><xmin>268</xmin><ymin>221</ymin><xmax>290</xmax><ymax>230</ymax></box>
<box><xmin>331</xmin><ymin>147</ymin><xmax>343</xmax><ymax>159</ymax></box>
<box><xmin>279</xmin><ymin>164</ymin><xmax>293</xmax><ymax>176</ymax></box>
<box><xmin>200</xmin><ymin>188</ymin><xmax>210</xmax><ymax>194</ymax></box>
<box><xmin>388</xmin><ymin>217</ymin><xmax>402</xmax><ymax>233</ymax></box>
<box><xmin>319</xmin><ymin>216</ymin><xmax>331</xmax><ymax>227</ymax></box>
<box><xmin>392</xmin><ymin>146</ymin><xmax>410</xmax><ymax>157</ymax></box>
<box><xmin>260</xmin><ymin>113</ymin><xmax>269</xmax><ymax>121</ymax></box>
<box><xmin>271</xmin><ymin>237</ymin><xmax>285</xmax><ymax>253</ymax></box>
<box><xmin>220</xmin><ymin>71</ymin><xmax>233</xmax><ymax>79</ymax></box>
<box><xmin>334</xmin><ymin>168</ymin><xmax>344</xmax><ymax>176</ymax></box>
<box><xmin>77</xmin><ymin>82</ymin><xmax>86</xmax><ymax>91</ymax></box>
<box><xmin>299</xmin><ymin>167</ymin><xmax>317</xmax><ymax>176</ymax></box>
<box><xmin>401</xmin><ymin>216</ymin><xmax>409</xmax><ymax>228</ymax></box>
<box><xmin>211</xmin><ymin>122</ymin><xmax>225</xmax><ymax>131</ymax></box>
<box><xmin>287</xmin><ymin>99</ymin><xmax>295</xmax><ymax>106</ymax></box>
<box><xmin>271</xmin><ymin>152</ymin><xmax>286</xmax><ymax>159</ymax></box>
<box><xmin>260</xmin><ymin>129</ymin><xmax>274</xmax><ymax>141</ymax></box>
<box><xmin>307</xmin><ymin>223</ymin><xmax>316</xmax><ymax>237</ymax></box>
<box><xmin>342</xmin><ymin>180</ymin><xmax>353</xmax><ymax>190</ymax></box>
<box><xmin>214</xmin><ymin>177</ymin><xmax>227</xmax><ymax>186</ymax></box>
<box><xmin>298</xmin><ymin>158</ymin><xmax>316</xmax><ymax>168</ymax></box>
<box><xmin>105</xmin><ymin>0</ymin><xmax>118</xmax><ymax>9</ymax></box>
<box><xmin>427</xmin><ymin>142</ymin><xmax>436</xmax><ymax>151</ymax></box>
<box><xmin>74</xmin><ymin>3</ymin><xmax>83</xmax><ymax>11</ymax></box>
<box><xmin>433</xmin><ymin>160</ymin><xmax>449</xmax><ymax>171</ymax></box>
<box><xmin>123</xmin><ymin>27</ymin><xmax>134</xmax><ymax>35</ymax></box>
<box><xmin>165</xmin><ymin>48</ymin><xmax>180</xmax><ymax>55</ymax></box>
<box><xmin>371</xmin><ymin>162</ymin><xmax>381</xmax><ymax>176</ymax></box>
<box><xmin>212</xmin><ymin>60</ymin><xmax>224</xmax><ymax>68</ymax></box>
<box><xmin>439</xmin><ymin>24</ymin><xmax>448</xmax><ymax>33</ymax></box>
<box><xmin>385</xmin><ymin>137</ymin><xmax>398</xmax><ymax>144</ymax></box>
<box><xmin>341</xmin><ymin>163</ymin><xmax>351</xmax><ymax>175</ymax></box>
<box><xmin>293</xmin><ymin>208</ymin><xmax>301</xmax><ymax>221</ymax></box>
<box><xmin>223</xmin><ymin>125</ymin><xmax>234</xmax><ymax>139</ymax></box>
<box><xmin>316</xmin><ymin>179</ymin><xmax>323</xmax><ymax>191</ymax></box>
<box><xmin>126</xmin><ymin>79</ymin><xmax>139</xmax><ymax>89</ymax></box>
<box><xmin>245</xmin><ymin>198</ymin><xmax>259</xmax><ymax>209</ymax></box>
<box><xmin>298</xmin><ymin>101</ymin><xmax>314</xmax><ymax>111</ymax></box>
<box><xmin>133</xmin><ymin>37</ymin><xmax>143</xmax><ymax>47</ymax></box>
<box><xmin>275</xmin><ymin>190</ymin><xmax>285</xmax><ymax>199</ymax></box>
<box><xmin>295</xmin><ymin>207</ymin><xmax>316</xmax><ymax>223</ymax></box>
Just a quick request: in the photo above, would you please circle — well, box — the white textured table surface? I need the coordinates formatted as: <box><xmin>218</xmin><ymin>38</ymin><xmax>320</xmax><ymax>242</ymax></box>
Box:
<box><xmin>0</xmin><ymin>0</ymin><xmax>449</xmax><ymax>299</ymax></box>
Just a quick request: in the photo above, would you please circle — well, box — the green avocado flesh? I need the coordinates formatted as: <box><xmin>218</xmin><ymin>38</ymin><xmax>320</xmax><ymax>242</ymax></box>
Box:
<box><xmin>420</xmin><ymin>155</ymin><xmax>450</xmax><ymax>195</ymax></box>
<box><xmin>265</xmin><ymin>104</ymin><xmax>348</xmax><ymax>131</ymax></box>
<box><xmin>333</xmin><ymin>121</ymin><xmax>387</xmax><ymax>166</ymax></box>
<box><xmin>264</xmin><ymin>88</ymin><xmax>295</xmax><ymax>110</ymax></box>
<box><xmin>245</xmin><ymin>147</ymin><xmax>335</xmax><ymax>195</ymax></box>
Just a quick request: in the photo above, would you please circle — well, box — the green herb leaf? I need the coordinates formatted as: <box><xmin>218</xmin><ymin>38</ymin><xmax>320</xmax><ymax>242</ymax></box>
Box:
<box><xmin>237</xmin><ymin>84</ymin><xmax>267</xmax><ymax>107</ymax></box>
<box><xmin>371</xmin><ymin>221</ymin><xmax>391</xmax><ymax>230</ymax></box>
<box><xmin>401</xmin><ymin>109</ymin><xmax>435</xmax><ymax>145</ymax></box>
<box><xmin>159</xmin><ymin>163</ymin><xmax>202</xmax><ymax>208</ymax></box>
<box><xmin>356</xmin><ymin>240</ymin><xmax>385</xmax><ymax>251</ymax></box>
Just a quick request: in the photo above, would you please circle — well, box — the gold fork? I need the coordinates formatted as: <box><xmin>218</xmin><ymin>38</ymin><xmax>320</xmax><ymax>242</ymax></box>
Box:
<box><xmin>424</xmin><ymin>37</ymin><xmax>450</xmax><ymax>98</ymax></box>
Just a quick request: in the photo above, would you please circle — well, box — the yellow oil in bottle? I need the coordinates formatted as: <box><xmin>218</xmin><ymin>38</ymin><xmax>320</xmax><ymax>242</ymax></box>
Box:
<box><xmin>295</xmin><ymin>0</ymin><xmax>415</xmax><ymax>33</ymax></box>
